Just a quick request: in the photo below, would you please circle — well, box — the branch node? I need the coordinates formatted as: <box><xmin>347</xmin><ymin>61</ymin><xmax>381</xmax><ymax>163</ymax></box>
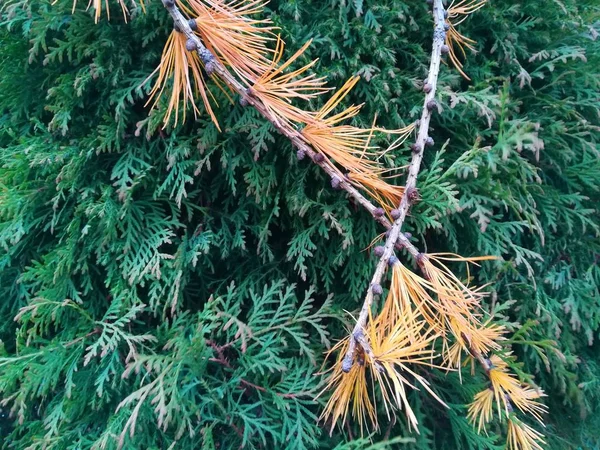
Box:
<box><xmin>373</xmin><ymin>246</ymin><xmax>385</xmax><ymax>257</ymax></box>
<box><xmin>354</xmin><ymin>332</ymin><xmax>385</xmax><ymax>373</ymax></box>
<box><xmin>371</xmin><ymin>284</ymin><xmax>383</xmax><ymax>296</ymax></box>
<box><xmin>312</xmin><ymin>153</ymin><xmax>325</xmax><ymax>163</ymax></box>
<box><xmin>506</xmin><ymin>397</ymin><xmax>514</xmax><ymax>413</ymax></box>
<box><xmin>331</xmin><ymin>176</ymin><xmax>342</xmax><ymax>189</ymax></box>
<box><xmin>341</xmin><ymin>354</ymin><xmax>354</xmax><ymax>373</ymax></box>
<box><xmin>407</xmin><ymin>187</ymin><xmax>421</xmax><ymax>204</ymax></box>
<box><xmin>356</xmin><ymin>350</ymin><xmax>365</xmax><ymax>366</ymax></box>
<box><xmin>205</xmin><ymin>55</ymin><xmax>217</xmax><ymax>76</ymax></box>
<box><xmin>373</xmin><ymin>207</ymin><xmax>385</xmax><ymax>218</ymax></box>
<box><xmin>397</xmin><ymin>232</ymin><xmax>413</xmax><ymax>249</ymax></box>
<box><xmin>185</xmin><ymin>38</ymin><xmax>197</xmax><ymax>52</ymax></box>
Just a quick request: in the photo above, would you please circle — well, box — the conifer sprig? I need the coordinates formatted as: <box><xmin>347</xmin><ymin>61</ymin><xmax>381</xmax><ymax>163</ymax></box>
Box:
<box><xmin>246</xmin><ymin>37</ymin><xmax>329</xmax><ymax>126</ymax></box>
<box><xmin>144</xmin><ymin>29</ymin><xmax>220</xmax><ymax>129</ymax></box>
<box><xmin>467</xmin><ymin>348</ymin><xmax>548</xmax><ymax>449</ymax></box>
<box><xmin>507</xmin><ymin>416</ymin><xmax>546</xmax><ymax>450</ymax></box>
<box><xmin>319</xmin><ymin>299</ymin><xmax>444</xmax><ymax>433</ymax></box>
<box><xmin>65</xmin><ymin>0</ymin><xmax>145</xmax><ymax>23</ymax></box>
<box><xmin>445</xmin><ymin>0</ymin><xmax>487</xmax><ymax>80</ymax></box>
<box><xmin>181</xmin><ymin>0</ymin><xmax>276</xmax><ymax>80</ymax></box>
<box><xmin>300</xmin><ymin>76</ymin><xmax>415</xmax><ymax>207</ymax></box>
<box><xmin>372</xmin><ymin>232</ymin><xmax>548</xmax><ymax>446</ymax></box>
<box><xmin>381</xmin><ymin>235</ymin><xmax>548</xmax><ymax>446</ymax></box>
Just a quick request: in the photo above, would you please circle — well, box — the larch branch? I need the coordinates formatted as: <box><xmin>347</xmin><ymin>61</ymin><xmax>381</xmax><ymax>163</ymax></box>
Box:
<box><xmin>159</xmin><ymin>0</ymin><xmax>420</xmax><ymax>258</ymax></box>
<box><xmin>342</xmin><ymin>0</ymin><xmax>447</xmax><ymax>372</ymax></box>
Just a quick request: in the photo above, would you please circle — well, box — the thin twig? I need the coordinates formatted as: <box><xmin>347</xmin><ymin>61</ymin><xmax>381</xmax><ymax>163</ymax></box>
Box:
<box><xmin>159</xmin><ymin>0</ymin><xmax>419</xmax><ymax>257</ymax></box>
<box><xmin>469</xmin><ymin>338</ymin><xmax>517</xmax><ymax>413</ymax></box>
<box><xmin>207</xmin><ymin>339</ymin><xmax>308</xmax><ymax>399</ymax></box>
<box><xmin>342</xmin><ymin>0</ymin><xmax>447</xmax><ymax>372</ymax></box>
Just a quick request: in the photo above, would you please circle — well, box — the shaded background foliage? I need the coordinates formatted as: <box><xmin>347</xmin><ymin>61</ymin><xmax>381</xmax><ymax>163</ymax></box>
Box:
<box><xmin>0</xmin><ymin>0</ymin><xmax>598</xmax><ymax>448</ymax></box>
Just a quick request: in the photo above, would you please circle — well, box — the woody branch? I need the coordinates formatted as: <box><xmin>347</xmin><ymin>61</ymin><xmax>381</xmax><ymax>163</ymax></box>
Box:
<box><xmin>341</xmin><ymin>0</ymin><xmax>447</xmax><ymax>372</ymax></box>
<box><xmin>159</xmin><ymin>0</ymin><xmax>419</xmax><ymax>257</ymax></box>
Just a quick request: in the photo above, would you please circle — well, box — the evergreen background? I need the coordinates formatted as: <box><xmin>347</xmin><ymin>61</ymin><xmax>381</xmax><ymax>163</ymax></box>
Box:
<box><xmin>0</xmin><ymin>0</ymin><xmax>598</xmax><ymax>448</ymax></box>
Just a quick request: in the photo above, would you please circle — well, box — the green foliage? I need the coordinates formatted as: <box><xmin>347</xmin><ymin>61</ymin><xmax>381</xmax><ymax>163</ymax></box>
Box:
<box><xmin>0</xmin><ymin>0</ymin><xmax>599</xmax><ymax>449</ymax></box>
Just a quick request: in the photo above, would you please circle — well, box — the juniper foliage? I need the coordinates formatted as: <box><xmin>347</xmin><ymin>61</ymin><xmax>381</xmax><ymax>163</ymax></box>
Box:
<box><xmin>0</xmin><ymin>0</ymin><xmax>599</xmax><ymax>449</ymax></box>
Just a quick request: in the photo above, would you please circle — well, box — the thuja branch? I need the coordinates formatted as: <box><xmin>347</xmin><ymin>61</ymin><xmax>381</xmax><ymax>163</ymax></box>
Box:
<box><xmin>341</xmin><ymin>0</ymin><xmax>447</xmax><ymax>372</ymax></box>
<box><xmin>159</xmin><ymin>0</ymin><xmax>419</xmax><ymax>257</ymax></box>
